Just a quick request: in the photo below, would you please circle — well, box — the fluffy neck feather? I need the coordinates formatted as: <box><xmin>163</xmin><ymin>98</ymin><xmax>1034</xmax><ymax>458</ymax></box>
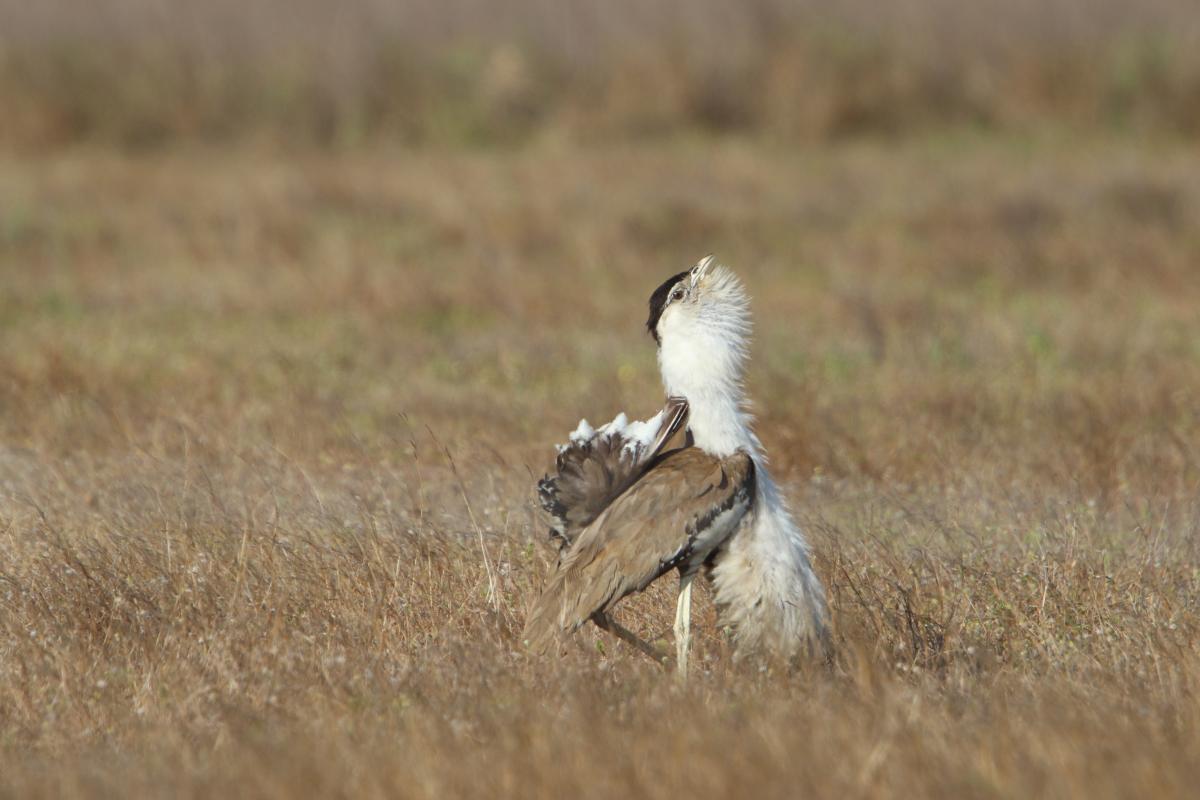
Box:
<box><xmin>671</xmin><ymin>374</ymin><xmax>758</xmax><ymax>459</ymax></box>
<box><xmin>656</xmin><ymin>268</ymin><xmax>758</xmax><ymax>458</ymax></box>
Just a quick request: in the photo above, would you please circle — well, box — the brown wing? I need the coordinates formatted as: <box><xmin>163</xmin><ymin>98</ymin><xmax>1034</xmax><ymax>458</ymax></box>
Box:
<box><xmin>537</xmin><ymin>397</ymin><xmax>688</xmax><ymax>554</ymax></box>
<box><xmin>523</xmin><ymin>447</ymin><xmax>755</xmax><ymax>653</ymax></box>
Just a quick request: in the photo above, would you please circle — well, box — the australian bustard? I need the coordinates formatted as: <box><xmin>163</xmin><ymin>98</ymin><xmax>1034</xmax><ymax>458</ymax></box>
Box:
<box><xmin>523</xmin><ymin>257</ymin><xmax>829</xmax><ymax>671</ymax></box>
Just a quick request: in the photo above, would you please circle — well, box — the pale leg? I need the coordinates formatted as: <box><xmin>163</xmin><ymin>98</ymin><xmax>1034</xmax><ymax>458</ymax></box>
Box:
<box><xmin>673</xmin><ymin>573</ymin><xmax>695</xmax><ymax>677</ymax></box>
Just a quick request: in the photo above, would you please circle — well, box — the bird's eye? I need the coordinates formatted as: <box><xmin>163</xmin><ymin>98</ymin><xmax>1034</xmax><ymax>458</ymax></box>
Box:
<box><xmin>670</xmin><ymin>287</ymin><xmax>685</xmax><ymax>302</ymax></box>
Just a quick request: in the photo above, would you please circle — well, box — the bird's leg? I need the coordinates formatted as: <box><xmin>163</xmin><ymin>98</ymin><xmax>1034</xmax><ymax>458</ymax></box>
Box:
<box><xmin>674</xmin><ymin>573</ymin><xmax>696</xmax><ymax>678</ymax></box>
<box><xmin>591</xmin><ymin>612</ymin><xmax>671</xmax><ymax>667</ymax></box>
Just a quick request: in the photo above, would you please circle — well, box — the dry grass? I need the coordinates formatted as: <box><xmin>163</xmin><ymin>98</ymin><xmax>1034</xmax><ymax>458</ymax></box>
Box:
<box><xmin>2</xmin><ymin>135</ymin><xmax>1200</xmax><ymax>797</ymax></box>
<box><xmin>3</xmin><ymin>0</ymin><xmax>1200</xmax><ymax>147</ymax></box>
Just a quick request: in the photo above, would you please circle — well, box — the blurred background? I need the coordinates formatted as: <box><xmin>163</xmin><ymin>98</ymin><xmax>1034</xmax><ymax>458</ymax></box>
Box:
<box><xmin>3</xmin><ymin>0</ymin><xmax>1200</xmax><ymax>148</ymax></box>
<box><xmin>2</xmin><ymin>2</ymin><xmax>1200</xmax><ymax>797</ymax></box>
<box><xmin>2</xmin><ymin>0</ymin><xmax>1200</xmax><ymax>146</ymax></box>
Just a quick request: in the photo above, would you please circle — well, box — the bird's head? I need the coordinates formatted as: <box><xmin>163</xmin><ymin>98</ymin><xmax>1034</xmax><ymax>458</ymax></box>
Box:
<box><xmin>646</xmin><ymin>256</ymin><xmax>751</xmax><ymax>402</ymax></box>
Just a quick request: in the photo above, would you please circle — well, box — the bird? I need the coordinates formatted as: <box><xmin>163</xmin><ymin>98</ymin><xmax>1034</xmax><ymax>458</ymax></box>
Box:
<box><xmin>523</xmin><ymin>256</ymin><xmax>829</xmax><ymax>672</ymax></box>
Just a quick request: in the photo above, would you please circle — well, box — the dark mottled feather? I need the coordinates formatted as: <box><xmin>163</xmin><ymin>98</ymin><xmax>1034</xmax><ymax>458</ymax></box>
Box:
<box><xmin>538</xmin><ymin>433</ymin><xmax>644</xmax><ymax>553</ymax></box>
<box><xmin>537</xmin><ymin>398</ymin><xmax>688</xmax><ymax>554</ymax></box>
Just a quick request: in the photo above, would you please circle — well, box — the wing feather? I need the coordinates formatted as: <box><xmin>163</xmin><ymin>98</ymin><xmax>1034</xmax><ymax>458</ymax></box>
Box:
<box><xmin>523</xmin><ymin>447</ymin><xmax>755</xmax><ymax>653</ymax></box>
<box><xmin>537</xmin><ymin>398</ymin><xmax>688</xmax><ymax>553</ymax></box>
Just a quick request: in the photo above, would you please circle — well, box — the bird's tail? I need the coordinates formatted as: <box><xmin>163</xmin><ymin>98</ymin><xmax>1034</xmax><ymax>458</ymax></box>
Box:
<box><xmin>538</xmin><ymin>412</ymin><xmax>666</xmax><ymax>554</ymax></box>
<box><xmin>521</xmin><ymin>571</ymin><xmax>578</xmax><ymax>654</ymax></box>
<box><xmin>523</xmin><ymin>543</ymin><xmax>628</xmax><ymax>654</ymax></box>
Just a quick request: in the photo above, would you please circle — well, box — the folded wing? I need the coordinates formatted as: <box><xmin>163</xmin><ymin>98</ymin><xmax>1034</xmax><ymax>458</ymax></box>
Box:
<box><xmin>523</xmin><ymin>446</ymin><xmax>755</xmax><ymax>653</ymax></box>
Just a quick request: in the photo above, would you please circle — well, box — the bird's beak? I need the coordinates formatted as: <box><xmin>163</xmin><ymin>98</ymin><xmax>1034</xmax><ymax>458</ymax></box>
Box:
<box><xmin>691</xmin><ymin>255</ymin><xmax>716</xmax><ymax>288</ymax></box>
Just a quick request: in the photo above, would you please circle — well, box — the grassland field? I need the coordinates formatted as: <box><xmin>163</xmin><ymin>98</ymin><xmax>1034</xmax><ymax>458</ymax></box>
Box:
<box><xmin>0</xmin><ymin>130</ymin><xmax>1198</xmax><ymax>798</ymax></box>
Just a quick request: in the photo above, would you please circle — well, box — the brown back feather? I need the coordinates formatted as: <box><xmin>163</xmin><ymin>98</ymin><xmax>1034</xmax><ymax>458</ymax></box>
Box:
<box><xmin>524</xmin><ymin>447</ymin><xmax>755</xmax><ymax>653</ymax></box>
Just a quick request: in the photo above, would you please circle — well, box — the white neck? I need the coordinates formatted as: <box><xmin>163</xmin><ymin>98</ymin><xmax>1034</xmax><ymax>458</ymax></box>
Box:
<box><xmin>683</xmin><ymin>387</ymin><xmax>760</xmax><ymax>458</ymax></box>
<box><xmin>658</xmin><ymin>332</ymin><xmax>760</xmax><ymax>459</ymax></box>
